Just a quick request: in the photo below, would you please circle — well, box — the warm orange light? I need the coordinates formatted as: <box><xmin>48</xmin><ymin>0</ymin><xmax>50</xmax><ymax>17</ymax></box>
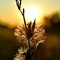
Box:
<box><xmin>25</xmin><ymin>7</ymin><xmax>42</xmax><ymax>22</ymax></box>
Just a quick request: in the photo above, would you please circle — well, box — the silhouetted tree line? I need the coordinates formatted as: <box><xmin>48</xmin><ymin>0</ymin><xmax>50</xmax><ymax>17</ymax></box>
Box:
<box><xmin>44</xmin><ymin>12</ymin><xmax>60</xmax><ymax>34</ymax></box>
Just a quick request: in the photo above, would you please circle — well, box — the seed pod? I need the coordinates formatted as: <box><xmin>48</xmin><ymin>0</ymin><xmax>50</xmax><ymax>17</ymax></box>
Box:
<box><xmin>16</xmin><ymin>0</ymin><xmax>20</xmax><ymax>10</ymax></box>
<box><xmin>23</xmin><ymin>8</ymin><xmax>25</xmax><ymax>16</ymax></box>
<box><xmin>20</xmin><ymin>0</ymin><xmax>22</xmax><ymax>9</ymax></box>
<box><xmin>32</xmin><ymin>19</ymin><xmax>36</xmax><ymax>32</ymax></box>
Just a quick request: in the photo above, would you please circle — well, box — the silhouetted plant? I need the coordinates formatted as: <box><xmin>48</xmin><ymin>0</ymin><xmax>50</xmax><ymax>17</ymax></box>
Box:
<box><xmin>14</xmin><ymin>0</ymin><xmax>45</xmax><ymax>60</ymax></box>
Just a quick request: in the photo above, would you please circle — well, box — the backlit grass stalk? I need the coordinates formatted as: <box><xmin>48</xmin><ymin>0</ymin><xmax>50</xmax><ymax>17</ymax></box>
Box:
<box><xmin>15</xmin><ymin>0</ymin><xmax>36</xmax><ymax>49</ymax></box>
<box><xmin>14</xmin><ymin>0</ymin><xmax>46</xmax><ymax>60</ymax></box>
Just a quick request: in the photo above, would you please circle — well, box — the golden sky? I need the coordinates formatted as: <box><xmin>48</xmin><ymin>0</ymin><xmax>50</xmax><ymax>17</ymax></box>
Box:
<box><xmin>0</xmin><ymin>0</ymin><xmax>60</xmax><ymax>27</ymax></box>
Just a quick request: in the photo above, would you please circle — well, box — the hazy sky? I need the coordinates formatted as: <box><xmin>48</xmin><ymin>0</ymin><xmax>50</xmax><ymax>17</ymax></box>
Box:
<box><xmin>0</xmin><ymin>0</ymin><xmax>60</xmax><ymax>27</ymax></box>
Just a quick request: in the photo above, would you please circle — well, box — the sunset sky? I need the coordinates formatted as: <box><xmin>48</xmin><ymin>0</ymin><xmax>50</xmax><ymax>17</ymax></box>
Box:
<box><xmin>0</xmin><ymin>0</ymin><xmax>60</xmax><ymax>27</ymax></box>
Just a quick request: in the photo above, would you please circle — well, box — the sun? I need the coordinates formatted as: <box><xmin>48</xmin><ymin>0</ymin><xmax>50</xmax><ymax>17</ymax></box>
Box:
<box><xmin>25</xmin><ymin>7</ymin><xmax>42</xmax><ymax>22</ymax></box>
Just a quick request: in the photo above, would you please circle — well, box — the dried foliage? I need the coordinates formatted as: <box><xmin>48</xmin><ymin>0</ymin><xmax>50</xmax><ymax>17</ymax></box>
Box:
<box><xmin>14</xmin><ymin>0</ymin><xmax>46</xmax><ymax>60</ymax></box>
<box><xmin>14</xmin><ymin>25</ymin><xmax>45</xmax><ymax>60</ymax></box>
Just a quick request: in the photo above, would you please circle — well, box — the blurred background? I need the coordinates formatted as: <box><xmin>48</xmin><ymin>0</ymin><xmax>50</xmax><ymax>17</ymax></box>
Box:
<box><xmin>0</xmin><ymin>0</ymin><xmax>60</xmax><ymax>60</ymax></box>
<box><xmin>33</xmin><ymin>12</ymin><xmax>60</xmax><ymax>60</ymax></box>
<box><xmin>0</xmin><ymin>12</ymin><xmax>60</xmax><ymax>60</ymax></box>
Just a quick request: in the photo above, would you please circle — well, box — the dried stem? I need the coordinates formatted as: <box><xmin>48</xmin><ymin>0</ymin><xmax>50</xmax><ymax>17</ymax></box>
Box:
<box><xmin>16</xmin><ymin>0</ymin><xmax>27</xmax><ymax>30</ymax></box>
<box><xmin>15</xmin><ymin>0</ymin><xmax>36</xmax><ymax>50</ymax></box>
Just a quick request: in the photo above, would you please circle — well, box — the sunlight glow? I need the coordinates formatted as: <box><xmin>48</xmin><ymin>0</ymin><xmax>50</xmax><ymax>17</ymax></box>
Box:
<box><xmin>25</xmin><ymin>7</ymin><xmax>42</xmax><ymax>22</ymax></box>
